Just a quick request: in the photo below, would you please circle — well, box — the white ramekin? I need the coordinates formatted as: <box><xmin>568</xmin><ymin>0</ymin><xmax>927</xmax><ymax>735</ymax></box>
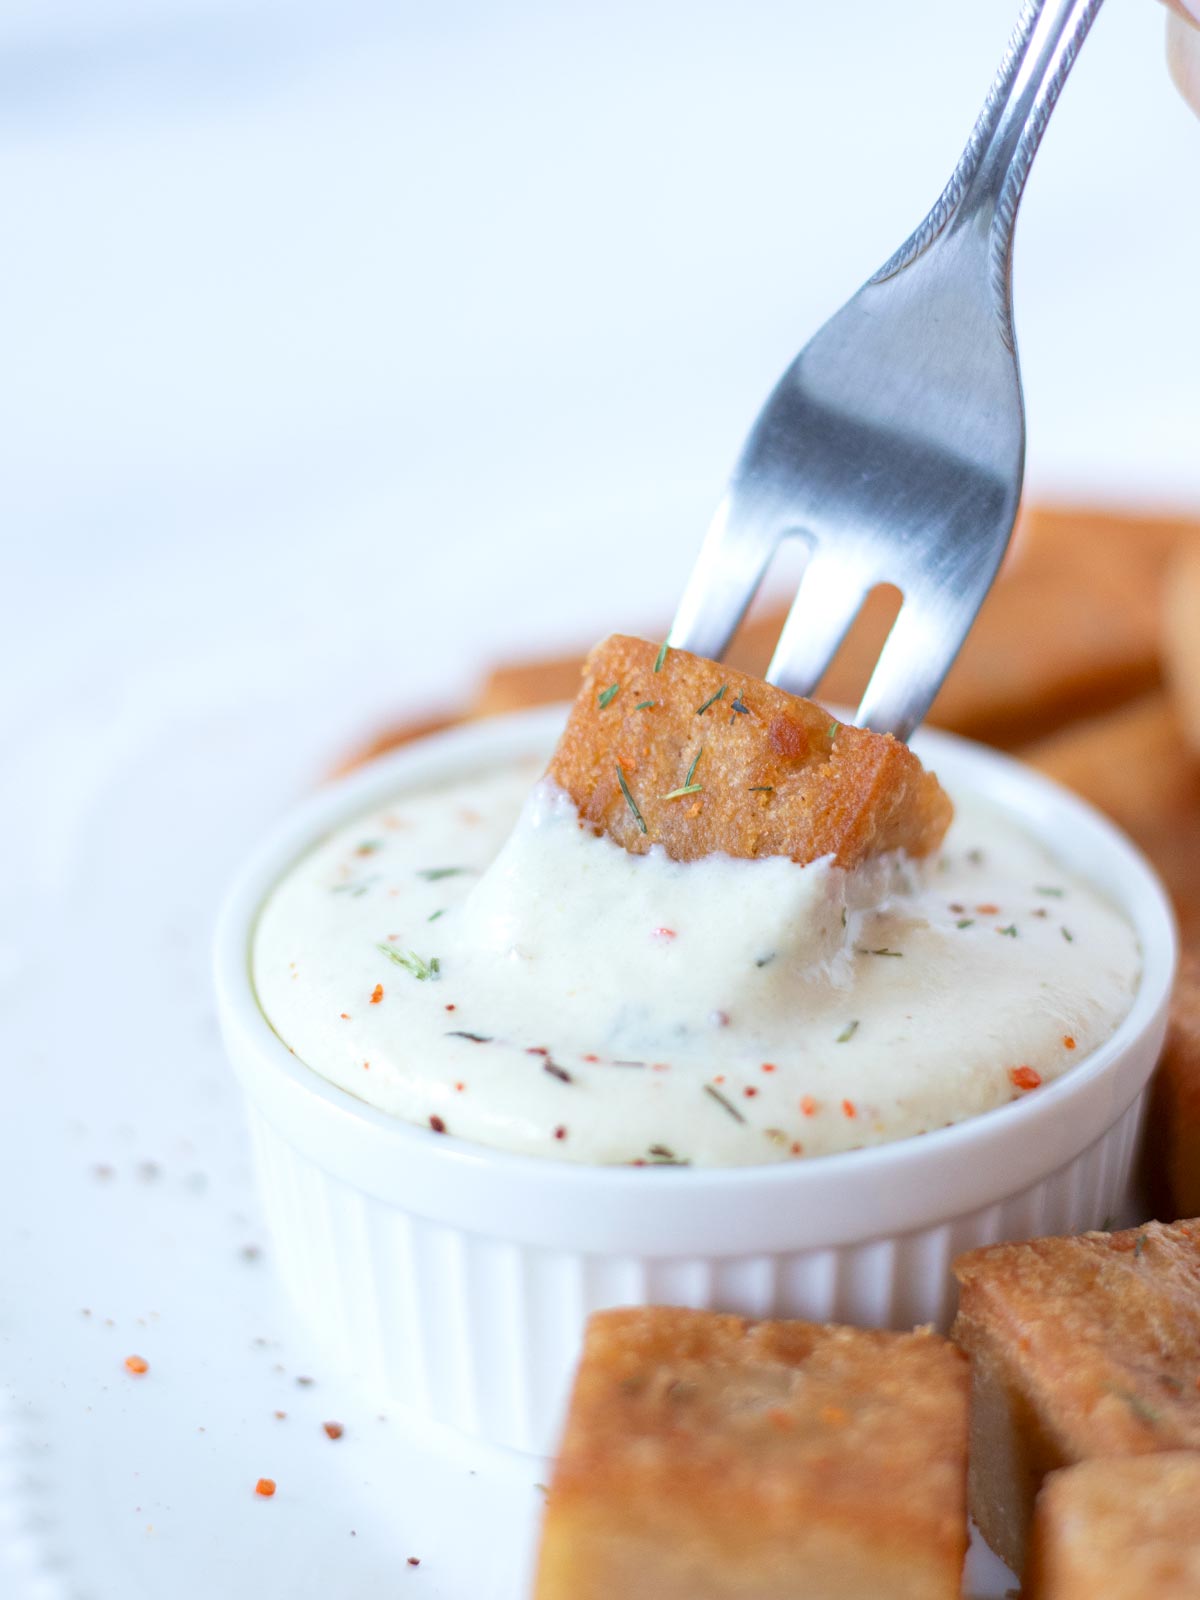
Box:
<box><xmin>215</xmin><ymin>707</ymin><xmax>1176</xmax><ymax>1455</ymax></box>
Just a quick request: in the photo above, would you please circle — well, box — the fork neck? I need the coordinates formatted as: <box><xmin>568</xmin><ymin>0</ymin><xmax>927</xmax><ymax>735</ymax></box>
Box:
<box><xmin>950</xmin><ymin>0</ymin><xmax>1105</xmax><ymax>300</ymax></box>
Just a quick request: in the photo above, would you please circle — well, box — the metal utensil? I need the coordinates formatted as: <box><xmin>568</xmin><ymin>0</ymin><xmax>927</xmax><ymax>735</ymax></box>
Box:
<box><xmin>669</xmin><ymin>0</ymin><xmax>1105</xmax><ymax>740</ymax></box>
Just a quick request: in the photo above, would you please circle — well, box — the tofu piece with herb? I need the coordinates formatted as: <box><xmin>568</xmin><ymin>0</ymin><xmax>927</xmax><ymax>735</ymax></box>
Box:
<box><xmin>1027</xmin><ymin>1453</ymin><xmax>1200</xmax><ymax>1599</ymax></box>
<box><xmin>534</xmin><ymin>1306</ymin><xmax>969</xmax><ymax>1600</ymax></box>
<box><xmin>546</xmin><ymin>635</ymin><xmax>952</xmax><ymax>868</ymax></box>
<box><xmin>952</xmin><ymin>1219</ymin><xmax>1200</xmax><ymax>1577</ymax></box>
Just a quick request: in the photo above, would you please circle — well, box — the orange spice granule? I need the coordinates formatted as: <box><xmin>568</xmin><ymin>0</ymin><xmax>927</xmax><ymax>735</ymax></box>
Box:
<box><xmin>800</xmin><ymin>1096</ymin><xmax>817</xmax><ymax>1117</ymax></box>
<box><xmin>975</xmin><ymin>903</ymin><xmax>1000</xmax><ymax>916</ymax></box>
<box><xmin>1063</xmin><ymin>1035</ymin><xmax>1076</xmax><ymax>1050</ymax></box>
<box><xmin>714</xmin><ymin>1074</ymin><xmax>726</xmax><ymax>1085</ymax></box>
<box><xmin>255</xmin><ymin>1478</ymin><xmax>276</xmax><ymax>1498</ymax></box>
<box><xmin>323</xmin><ymin>1422</ymin><xmax>344</xmax><ymax>1440</ymax></box>
<box><xmin>761</xmin><ymin>1062</ymin><xmax>777</xmax><ymax>1073</ymax></box>
<box><xmin>339</xmin><ymin>1012</ymin><xmax>350</xmax><ymax>1020</ymax></box>
<box><xmin>841</xmin><ymin>1099</ymin><xmax>857</xmax><ymax>1119</ymax></box>
<box><xmin>124</xmin><ymin>1354</ymin><xmax>149</xmax><ymax>1375</ymax></box>
<box><xmin>454</xmin><ymin>1081</ymin><xmax>465</xmax><ymax>1092</ymax></box>
<box><xmin>362</xmin><ymin>1061</ymin><xmax>370</xmax><ymax>1071</ymax></box>
<box><xmin>370</xmin><ymin>984</ymin><xmax>384</xmax><ymax>1005</ymax></box>
<box><xmin>790</xmin><ymin>1141</ymin><xmax>803</xmax><ymax>1156</ymax></box>
<box><xmin>1009</xmin><ymin>1065</ymin><xmax>1042</xmax><ymax>1091</ymax></box>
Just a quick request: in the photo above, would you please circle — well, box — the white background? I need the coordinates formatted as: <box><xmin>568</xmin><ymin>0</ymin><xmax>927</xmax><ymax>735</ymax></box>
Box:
<box><xmin>2</xmin><ymin>2</ymin><xmax>1198</xmax><ymax>1595</ymax></box>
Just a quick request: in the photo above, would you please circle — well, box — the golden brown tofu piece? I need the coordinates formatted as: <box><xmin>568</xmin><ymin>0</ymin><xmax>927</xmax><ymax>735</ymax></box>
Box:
<box><xmin>534</xmin><ymin>1307</ymin><xmax>969</xmax><ymax>1600</ymax></box>
<box><xmin>1022</xmin><ymin>692</ymin><xmax>1200</xmax><ymax>940</ymax></box>
<box><xmin>1147</xmin><ymin>953</ymin><xmax>1200</xmax><ymax>1221</ymax></box>
<box><xmin>1027</xmin><ymin>1453</ymin><xmax>1200</xmax><ymax>1600</ymax></box>
<box><xmin>545</xmin><ymin>635</ymin><xmax>952</xmax><ymax>868</ymax></box>
<box><xmin>952</xmin><ymin>1220</ymin><xmax>1200</xmax><ymax>1577</ymax></box>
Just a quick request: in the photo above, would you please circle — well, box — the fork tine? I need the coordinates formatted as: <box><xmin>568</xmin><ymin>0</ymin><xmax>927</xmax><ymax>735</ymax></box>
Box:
<box><xmin>764</xmin><ymin>554</ymin><xmax>870</xmax><ymax>700</ymax></box>
<box><xmin>668</xmin><ymin>494</ymin><xmax>780</xmax><ymax>661</ymax></box>
<box><xmin>854</xmin><ymin>588</ymin><xmax>975</xmax><ymax>742</ymax></box>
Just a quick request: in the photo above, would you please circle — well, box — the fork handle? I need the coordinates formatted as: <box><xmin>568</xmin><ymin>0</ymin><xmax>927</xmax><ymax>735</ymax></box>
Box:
<box><xmin>874</xmin><ymin>0</ymin><xmax>1105</xmax><ymax>321</ymax></box>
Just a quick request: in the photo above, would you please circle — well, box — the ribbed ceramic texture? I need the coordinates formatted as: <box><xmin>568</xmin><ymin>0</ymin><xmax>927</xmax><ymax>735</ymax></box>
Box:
<box><xmin>248</xmin><ymin>1089</ymin><xmax>1146</xmax><ymax>1456</ymax></box>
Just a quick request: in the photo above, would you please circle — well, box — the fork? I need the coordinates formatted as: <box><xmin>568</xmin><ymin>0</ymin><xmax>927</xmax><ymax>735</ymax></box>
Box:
<box><xmin>669</xmin><ymin>0</ymin><xmax>1105</xmax><ymax>741</ymax></box>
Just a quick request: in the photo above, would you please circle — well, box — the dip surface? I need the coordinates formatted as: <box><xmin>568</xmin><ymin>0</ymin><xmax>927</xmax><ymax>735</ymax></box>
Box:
<box><xmin>252</xmin><ymin>759</ymin><xmax>1141</xmax><ymax>1166</ymax></box>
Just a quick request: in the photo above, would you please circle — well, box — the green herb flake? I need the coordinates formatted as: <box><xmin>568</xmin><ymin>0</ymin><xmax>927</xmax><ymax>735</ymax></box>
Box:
<box><xmin>615</xmin><ymin>763</ymin><xmax>648</xmax><ymax>834</ymax></box>
<box><xmin>1061</xmin><ymin>926</ymin><xmax>1075</xmax><ymax>943</ymax></box>
<box><xmin>598</xmin><ymin>682</ymin><xmax>620</xmax><ymax>710</ymax></box>
<box><xmin>376</xmin><ymin>944</ymin><xmax>440</xmax><ymax>981</ymax></box>
<box><xmin>653</xmin><ymin>641</ymin><xmax>669</xmax><ymax>674</ymax></box>
<box><xmin>703</xmin><ymin>1083</ymin><xmax>746</xmax><ymax>1123</ymax></box>
<box><xmin>661</xmin><ymin>784</ymin><xmax>704</xmax><ymax>801</ymax></box>
<box><xmin>427</xmin><ymin>909</ymin><xmax>445</xmax><ymax>923</ymax></box>
<box><xmin>1134</xmin><ymin>1233</ymin><xmax>1148</xmax><ymax>1260</ymax></box>
<box><xmin>857</xmin><ymin>947</ymin><xmax>903</xmax><ymax>958</ymax></box>
<box><xmin>748</xmin><ymin>785</ymin><xmax>774</xmax><ymax>793</ymax></box>
<box><xmin>1035</xmin><ymin>885</ymin><xmax>1065</xmax><ymax>898</ymax></box>
<box><xmin>684</xmin><ymin>747</ymin><xmax>703</xmax><ymax>786</ymax></box>
<box><xmin>696</xmin><ymin>685</ymin><xmax>728</xmax><ymax>716</ymax></box>
<box><xmin>635</xmin><ymin>700</ymin><xmax>655</xmax><ymax>711</ymax></box>
<box><xmin>836</xmin><ymin>1020</ymin><xmax>859</xmax><ymax>1043</ymax></box>
<box><xmin>1108</xmin><ymin>1387</ymin><xmax>1161</xmax><ymax>1427</ymax></box>
<box><xmin>418</xmin><ymin>867</ymin><xmax>472</xmax><ymax>882</ymax></box>
<box><xmin>827</xmin><ymin>721</ymin><xmax>838</xmax><ymax>740</ymax></box>
<box><xmin>956</xmin><ymin>918</ymin><xmax>975</xmax><ymax>930</ymax></box>
<box><xmin>997</xmin><ymin>924</ymin><xmax>1018</xmax><ymax>938</ymax></box>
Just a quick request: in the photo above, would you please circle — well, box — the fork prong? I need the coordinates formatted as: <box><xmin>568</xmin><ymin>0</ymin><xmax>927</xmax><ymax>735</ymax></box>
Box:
<box><xmin>854</xmin><ymin>589</ymin><xmax>974</xmax><ymax>742</ymax></box>
<box><xmin>668</xmin><ymin>494</ymin><xmax>780</xmax><ymax>661</ymax></box>
<box><xmin>764</xmin><ymin>555</ymin><xmax>870</xmax><ymax>700</ymax></box>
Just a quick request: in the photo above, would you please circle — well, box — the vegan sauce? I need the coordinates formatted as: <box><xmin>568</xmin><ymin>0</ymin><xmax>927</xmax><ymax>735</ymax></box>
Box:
<box><xmin>252</xmin><ymin>760</ymin><xmax>1140</xmax><ymax>1166</ymax></box>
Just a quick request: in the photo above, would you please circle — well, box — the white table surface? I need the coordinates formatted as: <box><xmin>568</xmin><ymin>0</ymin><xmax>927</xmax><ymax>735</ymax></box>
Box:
<box><xmin>3</xmin><ymin>2</ymin><xmax>1197</xmax><ymax>1594</ymax></box>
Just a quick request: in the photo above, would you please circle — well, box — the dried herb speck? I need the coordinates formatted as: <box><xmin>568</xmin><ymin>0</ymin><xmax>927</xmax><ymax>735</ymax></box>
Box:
<box><xmin>703</xmin><ymin>1083</ymin><xmax>746</xmax><ymax>1123</ymax></box>
<box><xmin>598</xmin><ymin>682</ymin><xmax>620</xmax><ymax>710</ymax></box>
<box><xmin>836</xmin><ymin>1020</ymin><xmax>859</xmax><ymax>1043</ymax></box>
<box><xmin>653</xmin><ymin>641</ymin><xmax>669</xmax><ymax>673</ymax></box>
<box><xmin>418</xmin><ymin>867</ymin><xmax>472</xmax><ymax>882</ymax></box>
<box><xmin>616</xmin><ymin>763</ymin><xmax>647</xmax><ymax>834</ymax></box>
<box><xmin>696</xmin><ymin>685</ymin><xmax>727</xmax><ymax>716</ymax></box>
<box><xmin>376</xmin><ymin>945</ymin><xmax>440</xmax><ymax>981</ymax></box>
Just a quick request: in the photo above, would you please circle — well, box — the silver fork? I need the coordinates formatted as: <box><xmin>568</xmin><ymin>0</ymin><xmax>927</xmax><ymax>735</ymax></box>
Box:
<box><xmin>669</xmin><ymin>0</ymin><xmax>1105</xmax><ymax>741</ymax></box>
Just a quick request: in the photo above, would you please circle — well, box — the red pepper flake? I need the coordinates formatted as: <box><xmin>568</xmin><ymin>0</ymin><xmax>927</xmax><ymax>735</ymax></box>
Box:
<box><xmin>526</xmin><ymin>1046</ymin><xmax>549</xmax><ymax>1057</ymax></box>
<box><xmin>407</xmin><ymin>1557</ymin><xmax>421</xmax><ymax>1567</ymax></box>
<box><xmin>976</xmin><ymin>903</ymin><xmax>1000</xmax><ymax>916</ymax></box>
<box><xmin>124</xmin><ymin>1354</ymin><xmax>149</xmax><ymax>1375</ymax></box>
<box><xmin>255</xmin><ymin>1478</ymin><xmax>276</xmax><ymax>1498</ymax></box>
<box><xmin>445</xmin><ymin>1003</ymin><xmax>456</xmax><ymax>1012</ymax></box>
<box><xmin>714</xmin><ymin>1074</ymin><xmax>726</xmax><ymax>1085</ymax></box>
<box><xmin>761</xmin><ymin>1062</ymin><xmax>777</xmax><ymax>1074</ymax></box>
<box><xmin>454</xmin><ymin>1081</ymin><xmax>466</xmax><ymax>1092</ymax></box>
<box><xmin>1063</xmin><ymin>1035</ymin><xmax>1076</xmax><ymax>1050</ymax></box>
<box><xmin>790</xmin><ymin>1141</ymin><xmax>803</xmax><ymax>1155</ymax></box>
<box><xmin>429</xmin><ymin>1115</ymin><xmax>447</xmax><ymax>1134</ymax></box>
<box><xmin>652</xmin><ymin>1061</ymin><xmax>670</xmax><ymax>1072</ymax></box>
<box><xmin>842</xmin><ymin>1099</ymin><xmax>857</xmax><ymax>1119</ymax></box>
<box><xmin>370</xmin><ymin>984</ymin><xmax>384</xmax><ymax>1005</ymax></box>
<box><xmin>1009</xmin><ymin>1065</ymin><xmax>1042</xmax><ymax>1091</ymax></box>
<box><xmin>800</xmin><ymin>1096</ymin><xmax>817</xmax><ymax>1117</ymax></box>
<box><xmin>322</xmin><ymin>1421</ymin><xmax>344</xmax><ymax>1440</ymax></box>
<box><xmin>582</xmin><ymin>1053</ymin><xmax>599</xmax><ymax>1062</ymax></box>
<box><xmin>743</xmin><ymin>1086</ymin><xmax>759</xmax><ymax>1099</ymax></box>
<box><xmin>653</xmin><ymin>927</ymin><xmax>676</xmax><ymax>940</ymax></box>
<box><xmin>274</xmin><ymin>1411</ymin><xmax>286</xmax><ymax>1420</ymax></box>
<box><xmin>554</xmin><ymin>1125</ymin><xmax>568</xmax><ymax>1141</ymax></box>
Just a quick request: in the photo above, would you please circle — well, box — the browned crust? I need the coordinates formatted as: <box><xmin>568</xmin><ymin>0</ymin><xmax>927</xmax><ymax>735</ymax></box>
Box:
<box><xmin>1027</xmin><ymin>1454</ymin><xmax>1200</xmax><ymax>1600</ymax></box>
<box><xmin>1147</xmin><ymin>951</ymin><xmax>1200</xmax><ymax>1220</ymax></box>
<box><xmin>952</xmin><ymin>1220</ymin><xmax>1200</xmax><ymax>1574</ymax></box>
<box><xmin>544</xmin><ymin>636</ymin><xmax>952</xmax><ymax>868</ymax></box>
<box><xmin>535</xmin><ymin>1307</ymin><xmax>968</xmax><ymax>1600</ymax></box>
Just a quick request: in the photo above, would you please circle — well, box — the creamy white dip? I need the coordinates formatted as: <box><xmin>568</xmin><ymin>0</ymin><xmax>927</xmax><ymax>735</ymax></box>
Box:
<box><xmin>252</xmin><ymin>759</ymin><xmax>1141</xmax><ymax>1166</ymax></box>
